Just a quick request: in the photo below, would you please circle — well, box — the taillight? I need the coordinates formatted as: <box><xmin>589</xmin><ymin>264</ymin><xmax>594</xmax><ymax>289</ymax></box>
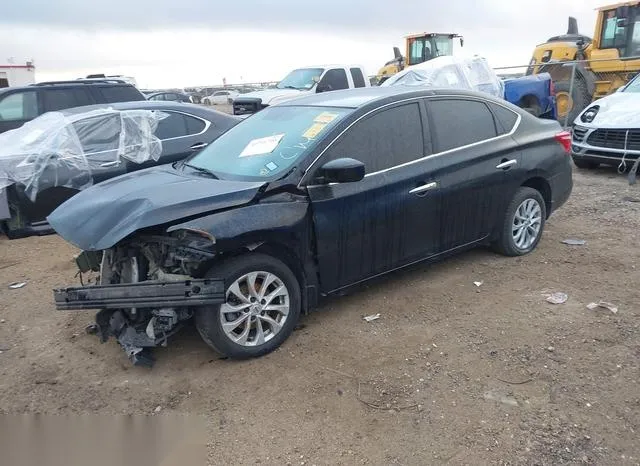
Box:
<box><xmin>554</xmin><ymin>131</ymin><xmax>571</xmax><ymax>154</ymax></box>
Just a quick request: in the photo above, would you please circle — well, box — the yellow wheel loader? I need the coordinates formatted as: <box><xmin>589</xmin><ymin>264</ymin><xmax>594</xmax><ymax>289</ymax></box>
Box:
<box><xmin>376</xmin><ymin>33</ymin><xmax>464</xmax><ymax>84</ymax></box>
<box><xmin>528</xmin><ymin>2</ymin><xmax>640</xmax><ymax>123</ymax></box>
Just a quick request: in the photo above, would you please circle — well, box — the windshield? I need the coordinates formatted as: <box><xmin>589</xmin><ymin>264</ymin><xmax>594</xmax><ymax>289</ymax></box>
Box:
<box><xmin>276</xmin><ymin>68</ymin><xmax>324</xmax><ymax>90</ymax></box>
<box><xmin>623</xmin><ymin>73</ymin><xmax>640</xmax><ymax>92</ymax></box>
<box><xmin>187</xmin><ymin>105</ymin><xmax>351</xmax><ymax>181</ymax></box>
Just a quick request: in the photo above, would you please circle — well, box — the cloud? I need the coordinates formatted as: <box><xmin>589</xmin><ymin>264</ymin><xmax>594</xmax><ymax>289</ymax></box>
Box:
<box><xmin>0</xmin><ymin>0</ymin><xmax>605</xmax><ymax>87</ymax></box>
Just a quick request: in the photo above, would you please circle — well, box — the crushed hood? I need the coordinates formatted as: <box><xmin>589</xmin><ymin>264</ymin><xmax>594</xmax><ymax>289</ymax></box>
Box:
<box><xmin>47</xmin><ymin>165</ymin><xmax>266</xmax><ymax>251</ymax></box>
<box><xmin>236</xmin><ymin>88</ymin><xmax>310</xmax><ymax>105</ymax></box>
<box><xmin>578</xmin><ymin>92</ymin><xmax>640</xmax><ymax>127</ymax></box>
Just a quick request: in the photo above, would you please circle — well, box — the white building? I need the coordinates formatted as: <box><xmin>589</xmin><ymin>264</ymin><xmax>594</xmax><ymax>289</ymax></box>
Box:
<box><xmin>0</xmin><ymin>62</ymin><xmax>36</xmax><ymax>88</ymax></box>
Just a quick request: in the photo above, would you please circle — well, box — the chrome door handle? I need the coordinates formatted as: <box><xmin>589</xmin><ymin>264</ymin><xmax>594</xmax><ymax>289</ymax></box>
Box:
<box><xmin>409</xmin><ymin>181</ymin><xmax>438</xmax><ymax>194</ymax></box>
<box><xmin>190</xmin><ymin>142</ymin><xmax>208</xmax><ymax>150</ymax></box>
<box><xmin>99</xmin><ymin>160</ymin><xmax>121</xmax><ymax>168</ymax></box>
<box><xmin>496</xmin><ymin>159</ymin><xmax>517</xmax><ymax>169</ymax></box>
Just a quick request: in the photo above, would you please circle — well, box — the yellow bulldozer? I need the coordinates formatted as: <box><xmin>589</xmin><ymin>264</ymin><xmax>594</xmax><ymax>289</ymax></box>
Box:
<box><xmin>527</xmin><ymin>1</ymin><xmax>640</xmax><ymax>123</ymax></box>
<box><xmin>376</xmin><ymin>33</ymin><xmax>464</xmax><ymax>84</ymax></box>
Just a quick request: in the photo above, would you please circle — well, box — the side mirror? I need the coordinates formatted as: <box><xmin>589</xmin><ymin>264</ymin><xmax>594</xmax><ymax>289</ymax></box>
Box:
<box><xmin>318</xmin><ymin>158</ymin><xmax>365</xmax><ymax>183</ymax></box>
<box><xmin>460</xmin><ymin>37</ymin><xmax>464</xmax><ymax>47</ymax></box>
<box><xmin>316</xmin><ymin>83</ymin><xmax>332</xmax><ymax>93</ymax></box>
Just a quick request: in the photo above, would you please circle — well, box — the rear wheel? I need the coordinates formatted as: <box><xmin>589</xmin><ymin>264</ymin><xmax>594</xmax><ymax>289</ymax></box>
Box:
<box><xmin>493</xmin><ymin>187</ymin><xmax>547</xmax><ymax>257</ymax></box>
<box><xmin>195</xmin><ymin>253</ymin><xmax>301</xmax><ymax>359</ymax></box>
<box><xmin>572</xmin><ymin>157</ymin><xmax>599</xmax><ymax>169</ymax></box>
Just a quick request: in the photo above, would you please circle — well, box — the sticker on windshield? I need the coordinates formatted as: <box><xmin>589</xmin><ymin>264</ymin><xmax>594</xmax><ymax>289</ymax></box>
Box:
<box><xmin>302</xmin><ymin>123</ymin><xmax>327</xmax><ymax>139</ymax></box>
<box><xmin>239</xmin><ymin>134</ymin><xmax>285</xmax><ymax>157</ymax></box>
<box><xmin>266</xmin><ymin>162</ymin><xmax>278</xmax><ymax>171</ymax></box>
<box><xmin>314</xmin><ymin>112</ymin><xmax>339</xmax><ymax>124</ymax></box>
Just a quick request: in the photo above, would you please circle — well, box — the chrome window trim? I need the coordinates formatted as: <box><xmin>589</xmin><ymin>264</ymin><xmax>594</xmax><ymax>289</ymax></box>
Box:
<box><xmin>300</xmin><ymin>95</ymin><xmax>521</xmax><ymax>188</ymax></box>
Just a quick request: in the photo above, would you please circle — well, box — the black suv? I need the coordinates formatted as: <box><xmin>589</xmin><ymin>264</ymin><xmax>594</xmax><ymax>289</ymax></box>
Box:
<box><xmin>0</xmin><ymin>79</ymin><xmax>146</xmax><ymax>134</ymax></box>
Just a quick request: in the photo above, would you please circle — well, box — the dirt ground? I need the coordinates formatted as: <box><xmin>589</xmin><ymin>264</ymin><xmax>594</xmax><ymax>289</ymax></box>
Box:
<box><xmin>0</xmin><ymin>167</ymin><xmax>639</xmax><ymax>465</ymax></box>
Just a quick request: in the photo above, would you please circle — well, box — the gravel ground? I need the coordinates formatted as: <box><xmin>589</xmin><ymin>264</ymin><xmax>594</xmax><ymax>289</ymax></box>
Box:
<box><xmin>0</xmin><ymin>167</ymin><xmax>639</xmax><ymax>465</ymax></box>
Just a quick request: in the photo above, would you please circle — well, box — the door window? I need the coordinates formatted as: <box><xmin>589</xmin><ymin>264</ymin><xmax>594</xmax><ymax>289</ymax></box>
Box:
<box><xmin>74</xmin><ymin>114</ymin><xmax>122</xmax><ymax>153</ymax></box>
<box><xmin>322</xmin><ymin>102</ymin><xmax>424</xmax><ymax>175</ymax></box>
<box><xmin>99</xmin><ymin>86</ymin><xmax>145</xmax><ymax>102</ymax></box>
<box><xmin>43</xmin><ymin>89</ymin><xmax>93</xmax><ymax>112</ymax></box>
<box><xmin>427</xmin><ymin>99</ymin><xmax>497</xmax><ymax>152</ymax></box>
<box><xmin>155</xmin><ymin>111</ymin><xmax>206</xmax><ymax>139</ymax></box>
<box><xmin>0</xmin><ymin>91</ymin><xmax>38</xmax><ymax>121</ymax></box>
<box><xmin>350</xmin><ymin>68</ymin><xmax>366</xmax><ymax>88</ymax></box>
<box><xmin>318</xmin><ymin>69</ymin><xmax>349</xmax><ymax>91</ymax></box>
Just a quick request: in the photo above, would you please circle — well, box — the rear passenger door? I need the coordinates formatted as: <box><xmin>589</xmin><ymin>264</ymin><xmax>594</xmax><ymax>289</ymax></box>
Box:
<box><xmin>0</xmin><ymin>90</ymin><xmax>39</xmax><ymax>133</ymax></box>
<box><xmin>307</xmin><ymin>101</ymin><xmax>442</xmax><ymax>293</ymax></box>
<box><xmin>133</xmin><ymin>110</ymin><xmax>209</xmax><ymax>169</ymax></box>
<box><xmin>424</xmin><ymin>97</ymin><xmax>520</xmax><ymax>252</ymax></box>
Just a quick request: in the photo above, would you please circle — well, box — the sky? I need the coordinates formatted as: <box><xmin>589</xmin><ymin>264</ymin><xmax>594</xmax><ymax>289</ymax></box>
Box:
<box><xmin>1</xmin><ymin>0</ymin><xmax>606</xmax><ymax>89</ymax></box>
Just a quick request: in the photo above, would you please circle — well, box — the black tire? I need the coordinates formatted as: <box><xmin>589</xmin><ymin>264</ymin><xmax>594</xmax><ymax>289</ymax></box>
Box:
<box><xmin>195</xmin><ymin>253</ymin><xmax>301</xmax><ymax>359</ymax></box>
<box><xmin>493</xmin><ymin>187</ymin><xmax>547</xmax><ymax>257</ymax></box>
<box><xmin>555</xmin><ymin>79</ymin><xmax>591</xmax><ymax>124</ymax></box>
<box><xmin>572</xmin><ymin>157</ymin><xmax>599</xmax><ymax>169</ymax></box>
<box><xmin>0</xmin><ymin>201</ymin><xmax>27</xmax><ymax>239</ymax></box>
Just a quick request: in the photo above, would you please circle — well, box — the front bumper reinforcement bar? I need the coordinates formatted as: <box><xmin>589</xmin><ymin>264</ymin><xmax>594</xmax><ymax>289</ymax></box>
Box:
<box><xmin>54</xmin><ymin>279</ymin><xmax>225</xmax><ymax>310</ymax></box>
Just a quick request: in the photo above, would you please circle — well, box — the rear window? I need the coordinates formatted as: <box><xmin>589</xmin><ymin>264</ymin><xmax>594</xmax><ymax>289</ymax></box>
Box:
<box><xmin>98</xmin><ymin>86</ymin><xmax>145</xmax><ymax>103</ymax></box>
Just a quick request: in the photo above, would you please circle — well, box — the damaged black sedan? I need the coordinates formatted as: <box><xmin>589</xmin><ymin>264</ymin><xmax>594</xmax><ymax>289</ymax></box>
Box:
<box><xmin>49</xmin><ymin>87</ymin><xmax>573</xmax><ymax>366</ymax></box>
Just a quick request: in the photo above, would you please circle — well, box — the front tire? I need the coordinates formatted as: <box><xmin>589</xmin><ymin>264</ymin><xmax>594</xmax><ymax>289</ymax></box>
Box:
<box><xmin>493</xmin><ymin>187</ymin><xmax>547</xmax><ymax>257</ymax></box>
<box><xmin>195</xmin><ymin>253</ymin><xmax>301</xmax><ymax>359</ymax></box>
<box><xmin>572</xmin><ymin>157</ymin><xmax>599</xmax><ymax>169</ymax></box>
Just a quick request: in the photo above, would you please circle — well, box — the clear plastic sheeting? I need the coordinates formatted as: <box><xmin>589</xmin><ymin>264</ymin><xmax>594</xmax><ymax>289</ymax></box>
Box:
<box><xmin>0</xmin><ymin>108</ymin><xmax>165</xmax><ymax>201</ymax></box>
<box><xmin>381</xmin><ymin>55</ymin><xmax>505</xmax><ymax>99</ymax></box>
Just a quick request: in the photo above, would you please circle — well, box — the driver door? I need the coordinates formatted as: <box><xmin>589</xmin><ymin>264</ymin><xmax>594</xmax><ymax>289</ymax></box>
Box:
<box><xmin>305</xmin><ymin>101</ymin><xmax>442</xmax><ymax>294</ymax></box>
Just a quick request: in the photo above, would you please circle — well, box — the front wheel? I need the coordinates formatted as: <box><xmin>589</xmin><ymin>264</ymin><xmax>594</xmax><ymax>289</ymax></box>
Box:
<box><xmin>195</xmin><ymin>253</ymin><xmax>301</xmax><ymax>359</ymax></box>
<box><xmin>572</xmin><ymin>157</ymin><xmax>599</xmax><ymax>169</ymax></box>
<box><xmin>493</xmin><ymin>187</ymin><xmax>547</xmax><ymax>257</ymax></box>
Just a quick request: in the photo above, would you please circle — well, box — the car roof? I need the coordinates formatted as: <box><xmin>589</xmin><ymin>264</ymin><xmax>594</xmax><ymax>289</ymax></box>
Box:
<box><xmin>58</xmin><ymin>100</ymin><xmax>242</xmax><ymax>121</ymax></box>
<box><xmin>277</xmin><ymin>86</ymin><xmax>502</xmax><ymax>109</ymax></box>
<box><xmin>0</xmin><ymin>81</ymin><xmax>135</xmax><ymax>94</ymax></box>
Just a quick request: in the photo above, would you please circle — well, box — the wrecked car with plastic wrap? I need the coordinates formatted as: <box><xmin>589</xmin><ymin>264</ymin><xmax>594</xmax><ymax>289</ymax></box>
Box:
<box><xmin>0</xmin><ymin>102</ymin><xmax>240</xmax><ymax>238</ymax></box>
<box><xmin>50</xmin><ymin>87</ymin><xmax>572</xmax><ymax>367</ymax></box>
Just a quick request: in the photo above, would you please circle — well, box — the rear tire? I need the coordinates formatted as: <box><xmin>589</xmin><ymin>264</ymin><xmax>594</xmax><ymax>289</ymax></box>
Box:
<box><xmin>572</xmin><ymin>158</ymin><xmax>599</xmax><ymax>169</ymax></box>
<box><xmin>195</xmin><ymin>253</ymin><xmax>301</xmax><ymax>359</ymax></box>
<box><xmin>493</xmin><ymin>187</ymin><xmax>547</xmax><ymax>257</ymax></box>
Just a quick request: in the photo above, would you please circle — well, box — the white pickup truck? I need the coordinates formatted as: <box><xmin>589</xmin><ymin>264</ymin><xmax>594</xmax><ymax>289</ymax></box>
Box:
<box><xmin>232</xmin><ymin>65</ymin><xmax>370</xmax><ymax>116</ymax></box>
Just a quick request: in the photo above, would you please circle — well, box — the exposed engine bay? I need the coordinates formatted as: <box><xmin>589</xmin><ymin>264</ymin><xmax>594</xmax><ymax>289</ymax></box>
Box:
<box><xmin>55</xmin><ymin>233</ymin><xmax>225</xmax><ymax>367</ymax></box>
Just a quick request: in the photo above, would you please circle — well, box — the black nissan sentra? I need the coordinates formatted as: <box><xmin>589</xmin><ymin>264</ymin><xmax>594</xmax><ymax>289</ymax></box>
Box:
<box><xmin>49</xmin><ymin>87</ymin><xmax>573</xmax><ymax>366</ymax></box>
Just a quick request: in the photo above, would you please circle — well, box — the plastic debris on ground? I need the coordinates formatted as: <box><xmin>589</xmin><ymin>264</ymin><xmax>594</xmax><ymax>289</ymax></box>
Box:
<box><xmin>381</xmin><ymin>55</ymin><xmax>505</xmax><ymax>99</ymax></box>
<box><xmin>363</xmin><ymin>313</ymin><xmax>381</xmax><ymax>322</ymax></box>
<box><xmin>8</xmin><ymin>282</ymin><xmax>27</xmax><ymax>289</ymax></box>
<box><xmin>562</xmin><ymin>239</ymin><xmax>586</xmax><ymax>246</ymax></box>
<box><xmin>0</xmin><ymin>108</ymin><xmax>166</xmax><ymax>201</ymax></box>
<box><xmin>474</xmin><ymin>281</ymin><xmax>483</xmax><ymax>287</ymax></box>
<box><xmin>587</xmin><ymin>301</ymin><xmax>618</xmax><ymax>314</ymax></box>
<box><xmin>546</xmin><ymin>292</ymin><xmax>568</xmax><ymax>304</ymax></box>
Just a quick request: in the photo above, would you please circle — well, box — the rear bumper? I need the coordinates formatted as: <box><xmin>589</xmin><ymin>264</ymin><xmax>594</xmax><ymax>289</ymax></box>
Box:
<box><xmin>54</xmin><ymin>279</ymin><xmax>225</xmax><ymax>311</ymax></box>
<box><xmin>549</xmin><ymin>160</ymin><xmax>573</xmax><ymax>214</ymax></box>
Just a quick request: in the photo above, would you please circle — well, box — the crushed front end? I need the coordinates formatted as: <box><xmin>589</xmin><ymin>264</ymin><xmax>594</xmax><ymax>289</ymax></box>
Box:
<box><xmin>53</xmin><ymin>232</ymin><xmax>224</xmax><ymax>367</ymax></box>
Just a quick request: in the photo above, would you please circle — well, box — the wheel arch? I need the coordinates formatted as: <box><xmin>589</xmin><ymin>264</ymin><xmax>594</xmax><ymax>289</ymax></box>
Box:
<box><xmin>216</xmin><ymin>240</ymin><xmax>318</xmax><ymax>314</ymax></box>
<box><xmin>521</xmin><ymin>177</ymin><xmax>552</xmax><ymax>218</ymax></box>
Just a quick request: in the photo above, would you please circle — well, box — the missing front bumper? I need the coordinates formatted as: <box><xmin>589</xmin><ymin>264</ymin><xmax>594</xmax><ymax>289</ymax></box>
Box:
<box><xmin>54</xmin><ymin>279</ymin><xmax>225</xmax><ymax>310</ymax></box>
